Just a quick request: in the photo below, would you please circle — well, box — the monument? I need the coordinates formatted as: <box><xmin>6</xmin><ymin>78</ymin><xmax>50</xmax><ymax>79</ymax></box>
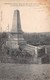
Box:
<box><xmin>6</xmin><ymin>10</ymin><xmax>26</xmax><ymax>49</ymax></box>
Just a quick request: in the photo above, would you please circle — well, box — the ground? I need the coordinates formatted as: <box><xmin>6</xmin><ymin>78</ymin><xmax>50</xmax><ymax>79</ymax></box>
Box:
<box><xmin>0</xmin><ymin>63</ymin><xmax>50</xmax><ymax>80</ymax></box>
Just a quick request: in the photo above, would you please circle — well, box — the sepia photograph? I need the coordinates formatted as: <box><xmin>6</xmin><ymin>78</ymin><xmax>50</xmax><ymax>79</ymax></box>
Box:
<box><xmin>0</xmin><ymin>0</ymin><xmax>50</xmax><ymax>80</ymax></box>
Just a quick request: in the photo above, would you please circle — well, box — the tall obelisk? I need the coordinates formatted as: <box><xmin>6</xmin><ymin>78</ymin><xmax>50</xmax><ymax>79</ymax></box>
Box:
<box><xmin>6</xmin><ymin>10</ymin><xmax>26</xmax><ymax>49</ymax></box>
<box><xmin>11</xmin><ymin>10</ymin><xmax>22</xmax><ymax>33</ymax></box>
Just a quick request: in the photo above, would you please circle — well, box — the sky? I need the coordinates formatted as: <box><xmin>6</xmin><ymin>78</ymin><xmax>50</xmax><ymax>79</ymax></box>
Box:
<box><xmin>0</xmin><ymin>0</ymin><xmax>50</xmax><ymax>33</ymax></box>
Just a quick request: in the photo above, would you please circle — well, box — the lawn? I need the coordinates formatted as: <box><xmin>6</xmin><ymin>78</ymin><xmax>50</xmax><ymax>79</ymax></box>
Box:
<box><xmin>0</xmin><ymin>63</ymin><xmax>50</xmax><ymax>80</ymax></box>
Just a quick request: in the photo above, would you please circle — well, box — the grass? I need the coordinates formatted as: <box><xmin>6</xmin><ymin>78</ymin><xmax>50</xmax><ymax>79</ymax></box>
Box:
<box><xmin>0</xmin><ymin>63</ymin><xmax>50</xmax><ymax>80</ymax></box>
